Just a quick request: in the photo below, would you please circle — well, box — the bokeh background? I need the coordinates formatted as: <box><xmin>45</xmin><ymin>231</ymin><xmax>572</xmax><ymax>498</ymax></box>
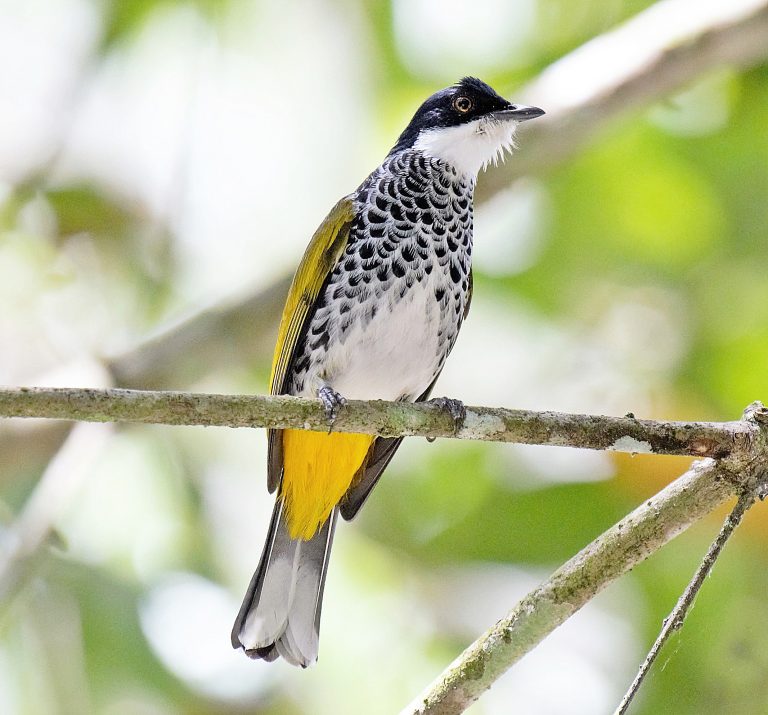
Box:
<box><xmin>1</xmin><ymin>0</ymin><xmax>768</xmax><ymax>713</ymax></box>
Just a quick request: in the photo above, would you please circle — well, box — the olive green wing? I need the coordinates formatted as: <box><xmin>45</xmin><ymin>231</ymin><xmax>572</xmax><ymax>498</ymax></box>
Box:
<box><xmin>266</xmin><ymin>195</ymin><xmax>357</xmax><ymax>493</ymax></box>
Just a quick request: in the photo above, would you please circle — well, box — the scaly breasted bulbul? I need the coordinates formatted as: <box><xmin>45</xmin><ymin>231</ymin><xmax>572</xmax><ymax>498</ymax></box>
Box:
<box><xmin>232</xmin><ymin>77</ymin><xmax>544</xmax><ymax>666</ymax></box>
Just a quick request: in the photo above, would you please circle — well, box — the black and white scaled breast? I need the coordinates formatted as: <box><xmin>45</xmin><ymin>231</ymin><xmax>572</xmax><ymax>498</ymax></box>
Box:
<box><xmin>289</xmin><ymin>149</ymin><xmax>474</xmax><ymax>402</ymax></box>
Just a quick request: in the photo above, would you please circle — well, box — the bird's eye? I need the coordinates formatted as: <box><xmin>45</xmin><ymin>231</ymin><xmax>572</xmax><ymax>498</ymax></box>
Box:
<box><xmin>453</xmin><ymin>95</ymin><xmax>473</xmax><ymax>114</ymax></box>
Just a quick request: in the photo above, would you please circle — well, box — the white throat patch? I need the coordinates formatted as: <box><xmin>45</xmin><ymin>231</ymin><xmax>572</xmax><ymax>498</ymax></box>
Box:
<box><xmin>413</xmin><ymin>117</ymin><xmax>518</xmax><ymax>178</ymax></box>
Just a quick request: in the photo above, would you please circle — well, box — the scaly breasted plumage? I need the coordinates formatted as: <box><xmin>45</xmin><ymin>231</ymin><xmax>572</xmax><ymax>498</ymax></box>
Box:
<box><xmin>232</xmin><ymin>77</ymin><xmax>544</xmax><ymax>666</ymax></box>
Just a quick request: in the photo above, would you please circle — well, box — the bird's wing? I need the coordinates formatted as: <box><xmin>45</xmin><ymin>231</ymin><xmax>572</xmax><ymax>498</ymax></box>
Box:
<box><xmin>339</xmin><ymin>267</ymin><xmax>473</xmax><ymax>520</ymax></box>
<box><xmin>267</xmin><ymin>195</ymin><xmax>357</xmax><ymax>493</ymax></box>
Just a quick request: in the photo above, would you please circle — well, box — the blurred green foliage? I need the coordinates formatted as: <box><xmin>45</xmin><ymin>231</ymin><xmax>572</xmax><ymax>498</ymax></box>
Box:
<box><xmin>1</xmin><ymin>0</ymin><xmax>768</xmax><ymax>714</ymax></box>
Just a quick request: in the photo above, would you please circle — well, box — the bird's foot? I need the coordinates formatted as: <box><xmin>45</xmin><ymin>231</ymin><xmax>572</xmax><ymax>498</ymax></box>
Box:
<box><xmin>318</xmin><ymin>386</ymin><xmax>347</xmax><ymax>431</ymax></box>
<box><xmin>429</xmin><ymin>396</ymin><xmax>466</xmax><ymax>435</ymax></box>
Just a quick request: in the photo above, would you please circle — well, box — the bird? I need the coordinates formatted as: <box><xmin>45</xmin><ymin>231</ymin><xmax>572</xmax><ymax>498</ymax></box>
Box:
<box><xmin>231</xmin><ymin>77</ymin><xmax>544</xmax><ymax>666</ymax></box>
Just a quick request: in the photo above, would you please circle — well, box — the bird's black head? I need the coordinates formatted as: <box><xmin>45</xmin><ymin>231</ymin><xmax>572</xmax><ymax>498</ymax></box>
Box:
<box><xmin>390</xmin><ymin>77</ymin><xmax>544</xmax><ymax>157</ymax></box>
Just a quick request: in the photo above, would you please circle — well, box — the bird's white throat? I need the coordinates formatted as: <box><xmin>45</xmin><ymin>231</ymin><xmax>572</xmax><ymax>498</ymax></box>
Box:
<box><xmin>413</xmin><ymin>117</ymin><xmax>518</xmax><ymax>178</ymax></box>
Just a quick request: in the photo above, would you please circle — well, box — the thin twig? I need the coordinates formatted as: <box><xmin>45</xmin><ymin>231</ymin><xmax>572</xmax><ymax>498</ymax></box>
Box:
<box><xmin>0</xmin><ymin>386</ymin><xmax>754</xmax><ymax>457</ymax></box>
<box><xmin>613</xmin><ymin>486</ymin><xmax>760</xmax><ymax>715</ymax></box>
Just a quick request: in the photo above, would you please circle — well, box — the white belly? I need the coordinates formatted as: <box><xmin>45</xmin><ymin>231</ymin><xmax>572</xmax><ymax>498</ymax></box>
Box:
<box><xmin>311</xmin><ymin>277</ymin><xmax>449</xmax><ymax>402</ymax></box>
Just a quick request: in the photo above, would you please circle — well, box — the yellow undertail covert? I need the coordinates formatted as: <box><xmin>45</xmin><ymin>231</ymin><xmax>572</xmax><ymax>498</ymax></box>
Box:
<box><xmin>280</xmin><ymin>430</ymin><xmax>374</xmax><ymax>540</ymax></box>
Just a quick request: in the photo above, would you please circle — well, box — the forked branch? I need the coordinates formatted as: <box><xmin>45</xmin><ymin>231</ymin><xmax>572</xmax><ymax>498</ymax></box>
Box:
<box><xmin>2</xmin><ymin>389</ymin><xmax>767</xmax><ymax>713</ymax></box>
<box><xmin>402</xmin><ymin>404</ymin><xmax>768</xmax><ymax>714</ymax></box>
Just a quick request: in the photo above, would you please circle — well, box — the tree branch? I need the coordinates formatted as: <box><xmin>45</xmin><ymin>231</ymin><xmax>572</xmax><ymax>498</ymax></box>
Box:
<box><xmin>400</xmin><ymin>402</ymin><xmax>768</xmax><ymax>714</ymax></box>
<box><xmin>5</xmin><ymin>0</ymin><xmax>767</xmax><ymax>474</ymax></box>
<box><xmin>0</xmin><ymin>386</ymin><xmax>755</xmax><ymax>457</ymax></box>
<box><xmin>2</xmin><ymin>390</ymin><xmax>767</xmax><ymax>712</ymax></box>
<box><xmin>400</xmin><ymin>460</ymin><xmax>734</xmax><ymax>715</ymax></box>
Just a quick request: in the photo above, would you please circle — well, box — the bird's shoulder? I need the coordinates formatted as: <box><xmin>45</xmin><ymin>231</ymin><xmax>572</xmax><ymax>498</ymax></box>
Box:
<box><xmin>269</xmin><ymin>194</ymin><xmax>356</xmax><ymax>395</ymax></box>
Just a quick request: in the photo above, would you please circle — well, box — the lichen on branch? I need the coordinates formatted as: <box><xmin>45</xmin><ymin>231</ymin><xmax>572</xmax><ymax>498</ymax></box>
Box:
<box><xmin>0</xmin><ymin>385</ymin><xmax>754</xmax><ymax>458</ymax></box>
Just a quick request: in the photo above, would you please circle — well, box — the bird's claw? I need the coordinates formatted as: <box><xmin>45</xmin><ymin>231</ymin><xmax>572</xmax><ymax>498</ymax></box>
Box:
<box><xmin>429</xmin><ymin>396</ymin><xmax>466</xmax><ymax>435</ymax></box>
<box><xmin>319</xmin><ymin>386</ymin><xmax>347</xmax><ymax>431</ymax></box>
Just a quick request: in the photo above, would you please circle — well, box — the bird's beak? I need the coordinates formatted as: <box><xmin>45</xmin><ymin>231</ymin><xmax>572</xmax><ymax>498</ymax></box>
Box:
<box><xmin>491</xmin><ymin>104</ymin><xmax>545</xmax><ymax>122</ymax></box>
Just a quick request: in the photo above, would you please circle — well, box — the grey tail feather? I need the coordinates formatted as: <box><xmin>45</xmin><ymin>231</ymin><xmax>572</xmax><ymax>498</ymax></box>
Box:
<box><xmin>231</xmin><ymin>500</ymin><xmax>337</xmax><ymax>667</ymax></box>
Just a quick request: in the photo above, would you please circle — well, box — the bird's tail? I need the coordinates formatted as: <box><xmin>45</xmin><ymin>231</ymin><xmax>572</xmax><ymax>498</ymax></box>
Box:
<box><xmin>231</xmin><ymin>499</ymin><xmax>337</xmax><ymax>667</ymax></box>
